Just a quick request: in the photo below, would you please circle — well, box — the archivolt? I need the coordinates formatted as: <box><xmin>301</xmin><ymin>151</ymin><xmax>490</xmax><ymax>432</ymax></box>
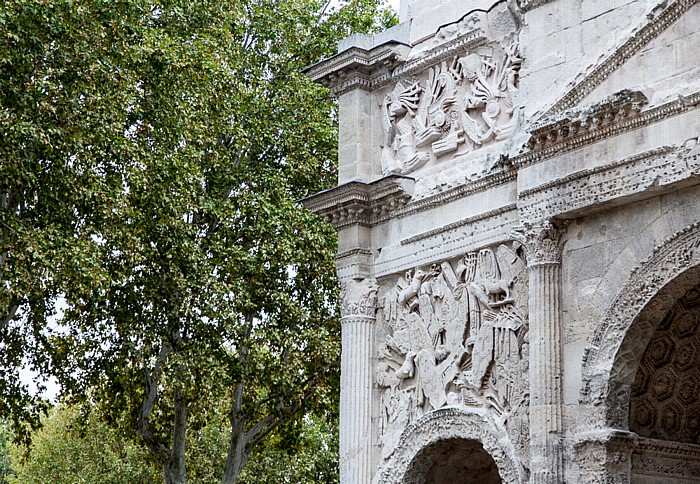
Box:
<box><xmin>374</xmin><ymin>407</ymin><xmax>526</xmax><ymax>484</ymax></box>
<box><xmin>580</xmin><ymin>222</ymin><xmax>700</xmax><ymax>426</ymax></box>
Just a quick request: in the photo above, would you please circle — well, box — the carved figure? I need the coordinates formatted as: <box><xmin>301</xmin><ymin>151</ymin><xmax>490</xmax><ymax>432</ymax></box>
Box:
<box><xmin>377</xmin><ymin>243</ymin><xmax>530</xmax><ymax>463</ymax></box>
<box><xmin>380</xmin><ymin>40</ymin><xmax>521</xmax><ymax>176</ymax></box>
<box><xmin>415</xmin><ymin>60</ymin><xmax>463</xmax><ymax>156</ymax></box>
<box><xmin>458</xmin><ymin>44</ymin><xmax>520</xmax><ymax>148</ymax></box>
<box><xmin>381</xmin><ymin>81</ymin><xmax>431</xmax><ymax>175</ymax></box>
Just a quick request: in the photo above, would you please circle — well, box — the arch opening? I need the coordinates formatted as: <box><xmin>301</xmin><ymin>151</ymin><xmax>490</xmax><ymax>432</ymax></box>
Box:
<box><xmin>405</xmin><ymin>438</ymin><xmax>502</xmax><ymax>484</ymax></box>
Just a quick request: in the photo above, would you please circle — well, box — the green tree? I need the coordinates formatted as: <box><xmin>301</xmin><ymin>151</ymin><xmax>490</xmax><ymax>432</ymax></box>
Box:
<box><xmin>7</xmin><ymin>404</ymin><xmax>338</xmax><ymax>484</ymax></box>
<box><xmin>8</xmin><ymin>405</ymin><xmax>159</xmax><ymax>484</ymax></box>
<box><xmin>238</xmin><ymin>413</ymin><xmax>339</xmax><ymax>484</ymax></box>
<box><xmin>1</xmin><ymin>0</ymin><xmax>394</xmax><ymax>483</ymax></box>
<box><xmin>0</xmin><ymin>420</ymin><xmax>11</xmax><ymax>484</ymax></box>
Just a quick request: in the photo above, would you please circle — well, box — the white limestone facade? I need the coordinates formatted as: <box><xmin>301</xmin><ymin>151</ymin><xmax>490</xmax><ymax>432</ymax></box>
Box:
<box><xmin>303</xmin><ymin>0</ymin><xmax>700</xmax><ymax>482</ymax></box>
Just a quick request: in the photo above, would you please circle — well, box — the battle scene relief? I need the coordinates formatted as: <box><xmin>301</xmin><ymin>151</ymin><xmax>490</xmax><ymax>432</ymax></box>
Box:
<box><xmin>380</xmin><ymin>10</ymin><xmax>521</xmax><ymax>179</ymax></box>
<box><xmin>375</xmin><ymin>243</ymin><xmax>530</xmax><ymax>464</ymax></box>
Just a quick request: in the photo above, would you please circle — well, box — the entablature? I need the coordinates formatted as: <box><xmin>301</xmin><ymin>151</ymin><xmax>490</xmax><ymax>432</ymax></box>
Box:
<box><xmin>300</xmin><ymin>175</ymin><xmax>415</xmax><ymax>229</ymax></box>
<box><xmin>305</xmin><ymin>42</ymin><xmax>411</xmax><ymax>96</ymax></box>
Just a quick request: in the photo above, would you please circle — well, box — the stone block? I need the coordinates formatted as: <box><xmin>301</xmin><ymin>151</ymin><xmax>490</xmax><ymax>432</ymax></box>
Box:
<box><xmin>304</xmin><ymin>0</ymin><xmax>700</xmax><ymax>481</ymax></box>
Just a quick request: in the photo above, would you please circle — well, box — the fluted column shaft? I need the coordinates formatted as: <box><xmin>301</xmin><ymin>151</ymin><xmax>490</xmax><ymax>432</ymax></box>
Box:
<box><xmin>515</xmin><ymin>222</ymin><xmax>566</xmax><ymax>483</ymax></box>
<box><xmin>529</xmin><ymin>261</ymin><xmax>564</xmax><ymax>483</ymax></box>
<box><xmin>339</xmin><ymin>278</ymin><xmax>378</xmax><ymax>484</ymax></box>
<box><xmin>340</xmin><ymin>315</ymin><xmax>375</xmax><ymax>484</ymax></box>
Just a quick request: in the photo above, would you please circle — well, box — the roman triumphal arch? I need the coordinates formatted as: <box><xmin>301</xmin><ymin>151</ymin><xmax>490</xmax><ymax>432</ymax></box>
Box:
<box><xmin>302</xmin><ymin>0</ymin><xmax>700</xmax><ymax>481</ymax></box>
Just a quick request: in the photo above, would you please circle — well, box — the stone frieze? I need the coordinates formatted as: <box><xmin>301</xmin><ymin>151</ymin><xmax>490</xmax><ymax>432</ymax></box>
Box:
<box><xmin>375</xmin><ymin>243</ymin><xmax>530</xmax><ymax>464</ymax></box>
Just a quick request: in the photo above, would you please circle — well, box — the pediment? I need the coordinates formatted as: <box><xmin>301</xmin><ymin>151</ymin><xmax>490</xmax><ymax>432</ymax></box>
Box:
<box><xmin>543</xmin><ymin>0</ymin><xmax>700</xmax><ymax>119</ymax></box>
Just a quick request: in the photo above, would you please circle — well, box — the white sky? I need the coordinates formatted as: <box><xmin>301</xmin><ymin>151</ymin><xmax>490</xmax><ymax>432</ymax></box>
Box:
<box><xmin>331</xmin><ymin>0</ymin><xmax>401</xmax><ymax>14</ymax></box>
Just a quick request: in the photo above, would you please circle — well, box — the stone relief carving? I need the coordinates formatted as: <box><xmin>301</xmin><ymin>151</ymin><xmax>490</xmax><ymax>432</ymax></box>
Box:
<box><xmin>380</xmin><ymin>40</ymin><xmax>521</xmax><ymax>176</ymax></box>
<box><xmin>632</xmin><ymin>437</ymin><xmax>700</xmax><ymax>478</ymax></box>
<box><xmin>375</xmin><ymin>408</ymin><xmax>527</xmax><ymax>484</ymax></box>
<box><xmin>511</xmin><ymin>220</ymin><xmax>567</xmax><ymax>266</ymax></box>
<box><xmin>581</xmin><ymin>222</ymin><xmax>700</xmax><ymax>412</ymax></box>
<box><xmin>375</xmin><ymin>243</ymin><xmax>530</xmax><ymax>464</ymax></box>
<box><xmin>340</xmin><ymin>278</ymin><xmax>379</xmax><ymax>318</ymax></box>
<box><xmin>574</xmin><ymin>436</ymin><xmax>633</xmax><ymax>484</ymax></box>
<box><xmin>381</xmin><ymin>80</ymin><xmax>431</xmax><ymax>174</ymax></box>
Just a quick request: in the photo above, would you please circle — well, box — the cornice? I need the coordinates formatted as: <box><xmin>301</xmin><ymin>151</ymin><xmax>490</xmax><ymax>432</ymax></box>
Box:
<box><xmin>335</xmin><ymin>247</ymin><xmax>373</xmax><ymax>262</ymax></box>
<box><xmin>305</xmin><ymin>27</ymin><xmax>489</xmax><ymax>96</ymax></box>
<box><xmin>300</xmin><ymin>175</ymin><xmax>415</xmax><ymax>229</ymax></box>
<box><xmin>305</xmin><ymin>42</ymin><xmax>411</xmax><ymax>96</ymax></box>
<box><xmin>513</xmin><ymin>90</ymin><xmax>700</xmax><ymax>168</ymax></box>
<box><xmin>543</xmin><ymin>0</ymin><xmax>699</xmax><ymax>117</ymax></box>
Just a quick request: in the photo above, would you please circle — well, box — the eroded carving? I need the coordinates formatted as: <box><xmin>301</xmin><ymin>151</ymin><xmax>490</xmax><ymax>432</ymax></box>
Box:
<box><xmin>340</xmin><ymin>277</ymin><xmax>379</xmax><ymax>318</ymax></box>
<box><xmin>381</xmin><ymin>40</ymin><xmax>521</xmax><ymax>176</ymax></box>
<box><xmin>575</xmin><ymin>434</ymin><xmax>634</xmax><ymax>484</ymax></box>
<box><xmin>375</xmin><ymin>408</ymin><xmax>526</xmax><ymax>484</ymax></box>
<box><xmin>376</xmin><ymin>243</ymin><xmax>529</xmax><ymax>463</ymax></box>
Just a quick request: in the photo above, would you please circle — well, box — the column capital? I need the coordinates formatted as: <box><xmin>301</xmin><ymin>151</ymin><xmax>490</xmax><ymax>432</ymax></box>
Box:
<box><xmin>512</xmin><ymin>220</ymin><xmax>568</xmax><ymax>266</ymax></box>
<box><xmin>340</xmin><ymin>277</ymin><xmax>379</xmax><ymax>319</ymax></box>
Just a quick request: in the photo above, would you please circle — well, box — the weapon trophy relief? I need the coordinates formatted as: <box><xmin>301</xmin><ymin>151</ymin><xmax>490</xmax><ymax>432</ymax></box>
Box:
<box><xmin>376</xmin><ymin>243</ymin><xmax>531</xmax><ymax>460</ymax></box>
<box><xmin>380</xmin><ymin>40</ymin><xmax>521</xmax><ymax>176</ymax></box>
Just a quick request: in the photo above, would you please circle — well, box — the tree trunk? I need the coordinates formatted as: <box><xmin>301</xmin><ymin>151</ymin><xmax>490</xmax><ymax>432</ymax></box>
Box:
<box><xmin>220</xmin><ymin>420</ymin><xmax>249</xmax><ymax>484</ymax></box>
<box><xmin>163</xmin><ymin>387</ymin><xmax>188</xmax><ymax>484</ymax></box>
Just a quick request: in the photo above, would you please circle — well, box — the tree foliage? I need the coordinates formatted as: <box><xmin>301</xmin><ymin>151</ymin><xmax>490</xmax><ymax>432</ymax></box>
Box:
<box><xmin>7</xmin><ymin>406</ymin><xmax>159</xmax><ymax>484</ymax></box>
<box><xmin>237</xmin><ymin>413</ymin><xmax>339</xmax><ymax>484</ymax></box>
<box><xmin>0</xmin><ymin>421</ymin><xmax>11</xmax><ymax>484</ymax></box>
<box><xmin>5</xmin><ymin>405</ymin><xmax>338</xmax><ymax>484</ymax></box>
<box><xmin>0</xmin><ymin>0</ymin><xmax>395</xmax><ymax>482</ymax></box>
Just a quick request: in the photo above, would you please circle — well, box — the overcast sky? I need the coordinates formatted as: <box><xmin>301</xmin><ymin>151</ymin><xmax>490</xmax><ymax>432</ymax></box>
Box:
<box><xmin>331</xmin><ymin>0</ymin><xmax>401</xmax><ymax>14</ymax></box>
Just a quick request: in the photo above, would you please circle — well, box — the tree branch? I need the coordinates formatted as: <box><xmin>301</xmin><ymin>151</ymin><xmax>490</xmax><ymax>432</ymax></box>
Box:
<box><xmin>137</xmin><ymin>343</ymin><xmax>172</xmax><ymax>460</ymax></box>
<box><xmin>245</xmin><ymin>371</ymin><xmax>323</xmax><ymax>451</ymax></box>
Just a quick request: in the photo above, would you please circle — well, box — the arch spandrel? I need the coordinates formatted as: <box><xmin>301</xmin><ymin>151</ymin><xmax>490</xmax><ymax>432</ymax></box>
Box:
<box><xmin>581</xmin><ymin>222</ymin><xmax>700</xmax><ymax>429</ymax></box>
<box><xmin>374</xmin><ymin>407</ymin><xmax>527</xmax><ymax>484</ymax></box>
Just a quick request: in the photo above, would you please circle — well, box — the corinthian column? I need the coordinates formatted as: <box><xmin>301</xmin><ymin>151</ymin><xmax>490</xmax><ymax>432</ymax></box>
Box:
<box><xmin>515</xmin><ymin>221</ymin><xmax>566</xmax><ymax>483</ymax></box>
<box><xmin>339</xmin><ymin>277</ymin><xmax>378</xmax><ymax>484</ymax></box>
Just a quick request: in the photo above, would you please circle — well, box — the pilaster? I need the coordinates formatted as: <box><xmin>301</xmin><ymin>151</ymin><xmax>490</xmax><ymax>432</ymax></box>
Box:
<box><xmin>305</xmin><ymin>39</ymin><xmax>411</xmax><ymax>185</ymax></box>
<box><xmin>339</xmin><ymin>278</ymin><xmax>378</xmax><ymax>484</ymax></box>
<box><xmin>338</xmin><ymin>89</ymin><xmax>376</xmax><ymax>184</ymax></box>
<box><xmin>514</xmin><ymin>221</ymin><xmax>567</xmax><ymax>483</ymax></box>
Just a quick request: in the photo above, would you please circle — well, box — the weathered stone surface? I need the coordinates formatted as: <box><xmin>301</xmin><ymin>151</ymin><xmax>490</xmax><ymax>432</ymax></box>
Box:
<box><xmin>303</xmin><ymin>0</ymin><xmax>700</xmax><ymax>481</ymax></box>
